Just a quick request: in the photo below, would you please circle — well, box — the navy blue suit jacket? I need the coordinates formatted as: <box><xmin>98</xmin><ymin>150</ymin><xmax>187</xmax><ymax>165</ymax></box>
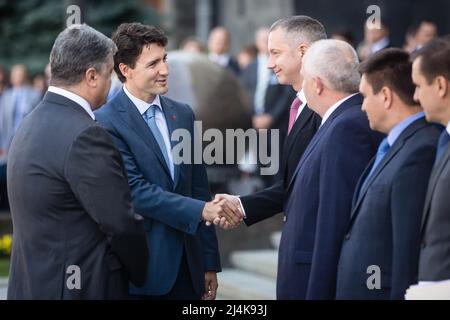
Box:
<box><xmin>95</xmin><ymin>89</ymin><xmax>221</xmax><ymax>296</ymax></box>
<box><xmin>280</xmin><ymin>94</ymin><xmax>382</xmax><ymax>299</ymax></box>
<box><xmin>336</xmin><ymin>117</ymin><xmax>441</xmax><ymax>299</ymax></box>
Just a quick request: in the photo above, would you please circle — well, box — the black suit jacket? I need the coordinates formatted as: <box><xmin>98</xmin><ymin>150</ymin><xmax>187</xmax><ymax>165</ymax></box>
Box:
<box><xmin>6</xmin><ymin>92</ymin><xmax>148</xmax><ymax>299</ymax></box>
<box><xmin>336</xmin><ymin>117</ymin><xmax>441</xmax><ymax>299</ymax></box>
<box><xmin>241</xmin><ymin>102</ymin><xmax>322</xmax><ymax>225</ymax></box>
<box><xmin>226</xmin><ymin>57</ymin><xmax>241</xmax><ymax>76</ymax></box>
<box><xmin>419</xmin><ymin>129</ymin><xmax>450</xmax><ymax>281</ymax></box>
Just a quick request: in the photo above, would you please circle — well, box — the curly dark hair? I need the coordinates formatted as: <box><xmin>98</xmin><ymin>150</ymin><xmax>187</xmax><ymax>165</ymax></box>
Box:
<box><xmin>112</xmin><ymin>22</ymin><xmax>168</xmax><ymax>83</ymax></box>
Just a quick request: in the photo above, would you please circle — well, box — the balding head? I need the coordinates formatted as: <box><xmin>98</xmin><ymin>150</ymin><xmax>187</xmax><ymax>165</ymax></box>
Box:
<box><xmin>303</xmin><ymin>39</ymin><xmax>360</xmax><ymax>93</ymax></box>
<box><xmin>302</xmin><ymin>39</ymin><xmax>360</xmax><ymax>115</ymax></box>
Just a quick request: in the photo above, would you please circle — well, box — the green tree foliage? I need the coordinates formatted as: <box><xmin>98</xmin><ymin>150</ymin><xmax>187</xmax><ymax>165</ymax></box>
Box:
<box><xmin>0</xmin><ymin>0</ymin><xmax>159</xmax><ymax>76</ymax></box>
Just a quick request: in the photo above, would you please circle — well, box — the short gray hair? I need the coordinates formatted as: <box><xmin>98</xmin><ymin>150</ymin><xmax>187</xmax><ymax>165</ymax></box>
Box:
<box><xmin>49</xmin><ymin>24</ymin><xmax>117</xmax><ymax>86</ymax></box>
<box><xmin>270</xmin><ymin>15</ymin><xmax>327</xmax><ymax>47</ymax></box>
<box><xmin>303</xmin><ymin>39</ymin><xmax>360</xmax><ymax>93</ymax></box>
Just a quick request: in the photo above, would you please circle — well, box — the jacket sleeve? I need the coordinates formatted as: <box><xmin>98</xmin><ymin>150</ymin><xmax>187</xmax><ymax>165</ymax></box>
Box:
<box><xmin>240</xmin><ymin>180</ymin><xmax>284</xmax><ymax>226</ymax></box>
<box><xmin>64</xmin><ymin>125</ymin><xmax>149</xmax><ymax>286</ymax></box>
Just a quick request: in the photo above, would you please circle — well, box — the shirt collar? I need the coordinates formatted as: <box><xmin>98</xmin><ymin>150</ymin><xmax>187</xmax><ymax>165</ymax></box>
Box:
<box><xmin>297</xmin><ymin>89</ymin><xmax>307</xmax><ymax>104</ymax></box>
<box><xmin>446</xmin><ymin>120</ymin><xmax>450</xmax><ymax>136</ymax></box>
<box><xmin>209</xmin><ymin>53</ymin><xmax>230</xmax><ymax>67</ymax></box>
<box><xmin>295</xmin><ymin>89</ymin><xmax>308</xmax><ymax>119</ymax></box>
<box><xmin>48</xmin><ymin>86</ymin><xmax>95</xmax><ymax>120</ymax></box>
<box><xmin>320</xmin><ymin>93</ymin><xmax>358</xmax><ymax>126</ymax></box>
<box><xmin>372</xmin><ymin>36</ymin><xmax>390</xmax><ymax>53</ymax></box>
<box><xmin>123</xmin><ymin>85</ymin><xmax>162</xmax><ymax>115</ymax></box>
<box><xmin>387</xmin><ymin>112</ymin><xmax>425</xmax><ymax>146</ymax></box>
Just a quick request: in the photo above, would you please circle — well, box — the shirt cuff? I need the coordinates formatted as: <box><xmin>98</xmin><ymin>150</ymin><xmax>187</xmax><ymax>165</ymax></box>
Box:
<box><xmin>237</xmin><ymin>196</ymin><xmax>247</xmax><ymax>219</ymax></box>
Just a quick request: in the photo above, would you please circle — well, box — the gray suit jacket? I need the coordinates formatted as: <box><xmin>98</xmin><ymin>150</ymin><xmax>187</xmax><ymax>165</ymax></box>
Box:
<box><xmin>0</xmin><ymin>86</ymin><xmax>40</xmax><ymax>155</ymax></box>
<box><xmin>7</xmin><ymin>91</ymin><xmax>148</xmax><ymax>299</ymax></box>
<box><xmin>419</xmin><ymin>138</ymin><xmax>450</xmax><ymax>281</ymax></box>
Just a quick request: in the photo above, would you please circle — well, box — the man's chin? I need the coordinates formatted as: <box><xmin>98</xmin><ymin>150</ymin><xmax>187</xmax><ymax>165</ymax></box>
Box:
<box><xmin>158</xmin><ymin>86</ymin><xmax>169</xmax><ymax>95</ymax></box>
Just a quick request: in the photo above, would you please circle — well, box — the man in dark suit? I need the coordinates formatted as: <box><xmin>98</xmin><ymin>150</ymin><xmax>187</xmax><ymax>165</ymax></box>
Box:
<box><xmin>7</xmin><ymin>24</ymin><xmax>149</xmax><ymax>299</ymax></box>
<box><xmin>208</xmin><ymin>27</ymin><xmax>240</xmax><ymax>75</ymax></box>
<box><xmin>336</xmin><ymin>49</ymin><xmax>441</xmax><ymax>300</ymax></box>
<box><xmin>277</xmin><ymin>39</ymin><xmax>382</xmax><ymax>299</ymax></box>
<box><xmin>412</xmin><ymin>38</ymin><xmax>450</xmax><ymax>282</ymax></box>
<box><xmin>215</xmin><ymin>16</ymin><xmax>325</xmax><ymax>226</ymax></box>
<box><xmin>96</xmin><ymin>23</ymin><xmax>239</xmax><ymax>300</ymax></box>
<box><xmin>240</xmin><ymin>27</ymin><xmax>296</xmax><ymax>176</ymax></box>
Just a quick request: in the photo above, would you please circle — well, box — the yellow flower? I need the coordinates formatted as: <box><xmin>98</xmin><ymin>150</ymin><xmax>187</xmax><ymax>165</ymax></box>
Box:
<box><xmin>0</xmin><ymin>234</ymin><xmax>12</xmax><ymax>255</ymax></box>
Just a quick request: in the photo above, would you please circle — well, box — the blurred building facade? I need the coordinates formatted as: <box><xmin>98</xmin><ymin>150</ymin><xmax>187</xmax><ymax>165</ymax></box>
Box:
<box><xmin>163</xmin><ymin>0</ymin><xmax>449</xmax><ymax>53</ymax></box>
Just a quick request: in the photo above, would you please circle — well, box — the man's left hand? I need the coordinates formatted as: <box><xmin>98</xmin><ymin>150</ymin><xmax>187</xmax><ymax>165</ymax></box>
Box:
<box><xmin>203</xmin><ymin>271</ymin><xmax>218</xmax><ymax>300</ymax></box>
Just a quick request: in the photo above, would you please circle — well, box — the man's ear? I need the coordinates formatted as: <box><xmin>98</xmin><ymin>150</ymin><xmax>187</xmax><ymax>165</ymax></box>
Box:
<box><xmin>314</xmin><ymin>77</ymin><xmax>324</xmax><ymax>95</ymax></box>
<box><xmin>118</xmin><ymin>63</ymin><xmax>130</xmax><ymax>80</ymax></box>
<box><xmin>85</xmin><ymin>68</ymin><xmax>97</xmax><ymax>88</ymax></box>
<box><xmin>381</xmin><ymin>86</ymin><xmax>393</xmax><ymax>110</ymax></box>
<box><xmin>436</xmin><ymin>76</ymin><xmax>449</xmax><ymax>99</ymax></box>
<box><xmin>298</xmin><ymin>43</ymin><xmax>308</xmax><ymax>58</ymax></box>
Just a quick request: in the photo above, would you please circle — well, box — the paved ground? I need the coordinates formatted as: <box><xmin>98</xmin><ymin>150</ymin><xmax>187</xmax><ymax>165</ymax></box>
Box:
<box><xmin>0</xmin><ymin>278</ymin><xmax>7</xmax><ymax>300</ymax></box>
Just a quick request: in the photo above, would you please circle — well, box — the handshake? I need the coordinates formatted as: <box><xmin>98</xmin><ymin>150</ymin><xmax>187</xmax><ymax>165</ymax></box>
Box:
<box><xmin>202</xmin><ymin>194</ymin><xmax>244</xmax><ymax>229</ymax></box>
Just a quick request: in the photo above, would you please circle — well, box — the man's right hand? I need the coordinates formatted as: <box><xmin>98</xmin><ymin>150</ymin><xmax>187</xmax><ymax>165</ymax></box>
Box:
<box><xmin>202</xmin><ymin>199</ymin><xmax>242</xmax><ymax>227</ymax></box>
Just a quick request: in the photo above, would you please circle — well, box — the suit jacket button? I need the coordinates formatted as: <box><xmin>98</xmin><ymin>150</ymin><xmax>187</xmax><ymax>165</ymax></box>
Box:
<box><xmin>283</xmin><ymin>216</ymin><xmax>287</xmax><ymax>222</ymax></box>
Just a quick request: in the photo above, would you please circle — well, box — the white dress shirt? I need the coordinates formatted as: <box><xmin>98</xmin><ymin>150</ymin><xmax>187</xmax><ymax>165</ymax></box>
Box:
<box><xmin>371</xmin><ymin>36</ymin><xmax>390</xmax><ymax>54</ymax></box>
<box><xmin>320</xmin><ymin>93</ymin><xmax>359</xmax><ymax>127</ymax></box>
<box><xmin>209</xmin><ymin>53</ymin><xmax>231</xmax><ymax>68</ymax></box>
<box><xmin>447</xmin><ymin>121</ymin><xmax>450</xmax><ymax>135</ymax></box>
<box><xmin>254</xmin><ymin>54</ymin><xmax>271</xmax><ymax>114</ymax></box>
<box><xmin>295</xmin><ymin>89</ymin><xmax>308</xmax><ymax>121</ymax></box>
<box><xmin>123</xmin><ymin>85</ymin><xmax>175</xmax><ymax>180</ymax></box>
<box><xmin>47</xmin><ymin>86</ymin><xmax>95</xmax><ymax>120</ymax></box>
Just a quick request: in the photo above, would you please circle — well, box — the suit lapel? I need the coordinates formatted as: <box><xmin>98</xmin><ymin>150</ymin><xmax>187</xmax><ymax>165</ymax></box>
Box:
<box><xmin>353</xmin><ymin>138</ymin><xmax>404</xmax><ymax>215</ymax></box>
<box><xmin>420</xmin><ymin>143</ymin><xmax>450</xmax><ymax>231</ymax></box>
<box><xmin>352</xmin><ymin>160</ymin><xmax>374</xmax><ymax>208</ymax></box>
<box><xmin>282</xmin><ymin>105</ymin><xmax>315</xmax><ymax>170</ymax></box>
<box><xmin>115</xmin><ymin>90</ymin><xmax>172</xmax><ymax>181</ymax></box>
<box><xmin>286</xmin><ymin>96</ymin><xmax>361</xmax><ymax>193</ymax></box>
<box><xmin>349</xmin><ymin>140</ymin><xmax>404</xmax><ymax>225</ymax></box>
<box><xmin>160</xmin><ymin>96</ymin><xmax>181</xmax><ymax>188</ymax></box>
<box><xmin>286</xmin><ymin>114</ymin><xmax>333</xmax><ymax>192</ymax></box>
<box><xmin>349</xmin><ymin>118</ymin><xmax>427</xmax><ymax>225</ymax></box>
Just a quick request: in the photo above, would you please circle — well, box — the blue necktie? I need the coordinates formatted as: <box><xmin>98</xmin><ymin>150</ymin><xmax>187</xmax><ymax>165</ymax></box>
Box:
<box><xmin>360</xmin><ymin>138</ymin><xmax>390</xmax><ymax>193</ymax></box>
<box><xmin>435</xmin><ymin>130</ymin><xmax>450</xmax><ymax>162</ymax></box>
<box><xmin>144</xmin><ymin>105</ymin><xmax>173</xmax><ymax>179</ymax></box>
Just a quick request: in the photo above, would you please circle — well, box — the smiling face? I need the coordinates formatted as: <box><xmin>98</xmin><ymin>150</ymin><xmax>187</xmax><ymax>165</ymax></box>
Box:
<box><xmin>121</xmin><ymin>43</ymin><xmax>169</xmax><ymax>102</ymax></box>
<box><xmin>267</xmin><ymin>28</ymin><xmax>304</xmax><ymax>90</ymax></box>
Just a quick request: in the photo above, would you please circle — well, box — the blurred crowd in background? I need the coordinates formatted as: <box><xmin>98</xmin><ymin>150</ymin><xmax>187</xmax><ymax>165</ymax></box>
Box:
<box><xmin>0</xmin><ymin>14</ymin><xmax>443</xmax><ymax>210</ymax></box>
